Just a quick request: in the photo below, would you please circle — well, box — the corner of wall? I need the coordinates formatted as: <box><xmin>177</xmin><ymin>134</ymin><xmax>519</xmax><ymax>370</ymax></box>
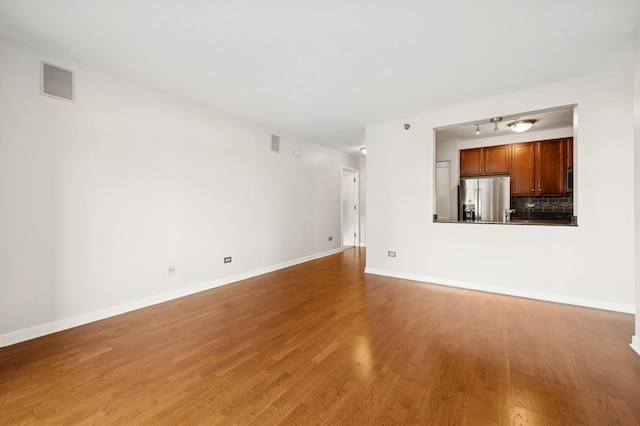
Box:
<box><xmin>634</xmin><ymin>24</ymin><xmax>640</xmax><ymax>354</ymax></box>
<box><xmin>631</xmin><ymin>336</ymin><xmax>640</xmax><ymax>357</ymax></box>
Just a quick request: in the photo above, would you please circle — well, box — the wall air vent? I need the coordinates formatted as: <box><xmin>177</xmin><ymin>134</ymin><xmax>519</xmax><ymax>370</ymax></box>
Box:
<box><xmin>271</xmin><ymin>134</ymin><xmax>280</xmax><ymax>153</ymax></box>
<box><xmin>41</xmin><ymin>62</ymin><xmax>74</xmax><ymax>101</ymax></box>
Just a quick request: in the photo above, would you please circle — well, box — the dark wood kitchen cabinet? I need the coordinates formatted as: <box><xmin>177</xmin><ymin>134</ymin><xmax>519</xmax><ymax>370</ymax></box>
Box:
<box><xmin>484</xmin><ymin>145</ymin><xmax>511</xmax><ymax>174</ymax></box>
<box><xmin>566</xmin><ymin>137</ymin><xmax>573</xmax><ymax>169</ymax></box>
<box><xmin>511</xmin><ymin>139</ymin><xmax>565</xmax><ymax>196</ymax></box>
<box><xmin>460</xmin><ymin>145</ymin><xmax>510</xmax><ymax>177</ymax></box>
<box><xmin>536</xmin><ymin>139</ymin><xmax>565</xmax><ymax>195</ymax></box>
<box><xmin>511</xmin><ymin>142</ymin><xmax>536</xmax><ymax>195</ymax></box>
<box><xmin>460</xmin><ymin>148</ymin><xmax>483</xmax><ymax>176</ymax></box>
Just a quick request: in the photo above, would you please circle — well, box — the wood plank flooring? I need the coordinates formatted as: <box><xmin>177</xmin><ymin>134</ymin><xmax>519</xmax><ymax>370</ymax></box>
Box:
<box><xmin>1</xmin><ymin>247</ymin><xmax>639</xmax><ymax>424</ymax></box>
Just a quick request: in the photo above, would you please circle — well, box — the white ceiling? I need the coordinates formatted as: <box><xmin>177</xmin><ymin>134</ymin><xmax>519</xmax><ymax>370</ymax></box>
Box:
<box><xmin>0</xmin><ymin>1</ymin><xmax>638</xmax><ymax>156</ymax></box>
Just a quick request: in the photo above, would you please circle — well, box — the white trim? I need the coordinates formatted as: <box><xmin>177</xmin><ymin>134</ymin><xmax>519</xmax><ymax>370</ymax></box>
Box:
<box><xmin>631</xmin><ymin>336</ymin><xmax>640</xmax><ymax>357</ymax></box>
<box><xmin>0</xmin><ymin>248</ymin><xmax>342</xmax><ymax>348</ymax></box>
<box><xmin>364</xmin><ymin>267</ymin><xmax>635</xmax><ymax>314</ymax></box>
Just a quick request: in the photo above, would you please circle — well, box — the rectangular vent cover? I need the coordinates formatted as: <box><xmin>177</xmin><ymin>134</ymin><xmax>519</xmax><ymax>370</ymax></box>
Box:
<box><xmin>271</xmin><ymin>135</ymin><xmax>280</xmax><ymax>153</ymax></box>
<box><xmin>41</xmin><ymin>62</ymin><xmax>74</xmax><ymax>101</ymax></box>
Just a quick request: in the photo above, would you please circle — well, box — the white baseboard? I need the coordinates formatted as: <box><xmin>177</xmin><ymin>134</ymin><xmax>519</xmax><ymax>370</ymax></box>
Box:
<box><xmin>631</xmin><ymin>336</ymin><xmax>640</xmax><ymax>357</ymax></box>
<box><xmin>0</xmin><ymin>248</ymin><xmax>342</xmax><ymax>348</ymax></box>
<box><xmin>364</xmin><ymin>267</ymin><xmax>635</xmax><ymax>314</ymax></box>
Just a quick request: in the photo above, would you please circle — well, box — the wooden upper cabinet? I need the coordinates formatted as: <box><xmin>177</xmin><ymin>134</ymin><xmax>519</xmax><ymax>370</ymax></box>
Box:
<box><xmin>460</xmin><ymin>148</ymin><xmax>483</xmax><ymax>176</ymax></box>
<box><xmin>536</xmin><ymin>139</ymin><xmax>565</xmax><ymax>195</ymax></box>
<box><xmin>511</xmin><ymin>139</ymin><xmax>566</xmax><ymax>196</ymax></box>
<box><xmin>462</xmin><ymin>139</ymin><xmax>568</xmax><ymax>196</ymax></box>
<box><xmin>460</xmin><ymin>145</ymin><xmax>509</xmax><ymax>177</ymax></box>
<box><xmin>511</xmin><ymin>143</ymin><xmax>536</xmax><ymax>195</ymax></box>
<box><xmin>483</xmin><ymin>145</ymin><xmax>510</xmax><ymax>174</ymax></box>
<box><xmin>566</xmin><ymin>137</ymin><xmax>573</xmax><ymax>169</ymax></box>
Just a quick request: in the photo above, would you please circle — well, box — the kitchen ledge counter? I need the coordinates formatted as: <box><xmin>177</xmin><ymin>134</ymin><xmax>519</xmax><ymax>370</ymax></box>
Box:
<box><xmin>436</xmin><ymin>218</ymin><xmax>576</xmax><ymax>226</ymax></box>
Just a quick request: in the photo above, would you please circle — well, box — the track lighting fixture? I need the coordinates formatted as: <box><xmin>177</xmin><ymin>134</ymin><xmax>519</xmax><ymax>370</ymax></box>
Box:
<box><xmin>472</xmin><ymin>116</ymin><xmax>534</xmax><ymax>135</ymax></box>
<box><xmin>490</xmin><ymin>117</ymin><xmax>502</xmax><ymax>132</ymax></box>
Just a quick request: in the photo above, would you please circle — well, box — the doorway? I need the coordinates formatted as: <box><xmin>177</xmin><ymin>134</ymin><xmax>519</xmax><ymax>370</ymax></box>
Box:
<box><xmin>435</xmin><ymin>161</ymin><xmax>451</xmax><ymax>221</ymax></box>
<box><xmin>342</xmin><ymin>168</ymin><xmax>360</xmax><ymax>249</ymax></box>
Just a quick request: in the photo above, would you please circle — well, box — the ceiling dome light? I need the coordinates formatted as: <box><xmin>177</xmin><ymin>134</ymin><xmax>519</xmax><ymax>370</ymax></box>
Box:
<box><xmin>508</xmin><ymin>119</ymin><xmax>535</xmax><ymax>133</ymax></box>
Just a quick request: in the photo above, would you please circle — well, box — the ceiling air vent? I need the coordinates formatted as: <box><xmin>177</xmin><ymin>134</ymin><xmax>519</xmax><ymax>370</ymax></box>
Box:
<box><xmin>271</xmin><ymin>135</ymin><xmax>280</xmax><ymax>153</ymax></box>
<box><xmin>41</xmin><ymin>62</ymin><xmax>74</xmax><ymax>101</ymax></box>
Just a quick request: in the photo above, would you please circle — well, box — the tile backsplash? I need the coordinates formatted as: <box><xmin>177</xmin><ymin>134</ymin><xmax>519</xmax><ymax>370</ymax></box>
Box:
<box><xmin>511</xmin><ymin>194</ymin><xmax>573</xmax><ymax>214</ymax></box>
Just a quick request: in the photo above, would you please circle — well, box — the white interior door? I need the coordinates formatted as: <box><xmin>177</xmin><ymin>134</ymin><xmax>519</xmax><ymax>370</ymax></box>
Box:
<box><xmin>436</xmin><ymin>161</ymin><xmax>451</xmax><ymax>221</ymax></box>
<box><xmin>342</xmin><ymin>169</ymin><xmax>359</xmax><ymax>247</ymax></box>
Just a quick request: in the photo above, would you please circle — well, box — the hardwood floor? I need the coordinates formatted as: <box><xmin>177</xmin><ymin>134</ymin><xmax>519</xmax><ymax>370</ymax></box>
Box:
<box><xmin>1</xmin><ymin>247</ymin><xmax>639</xmax><ymax>425</ymax></box>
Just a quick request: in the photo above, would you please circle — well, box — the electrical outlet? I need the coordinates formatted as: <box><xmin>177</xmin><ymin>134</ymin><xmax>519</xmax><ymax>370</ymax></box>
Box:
<box><xmin>224</xmin><ymin>257</ymin><xmax>232</xmax><ymax>263</ymax></box>
<box><xmin>328</xmin><ymin>236</ymin><xmax>333</xmax><ymax>241</ymax></box>
<box><xmin>168</xmin><ymin>265</ymin><xmax>175</xmax><ymax>276</ymax></box>
<box><xmin>388</xmin><ymin>251</ymin><xmax>396</xmax><ymax>257</ymax></box>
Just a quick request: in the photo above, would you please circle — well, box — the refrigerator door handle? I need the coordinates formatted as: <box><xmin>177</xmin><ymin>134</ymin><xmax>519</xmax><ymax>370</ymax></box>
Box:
<box><xmin>477</xmin><ymin>187</ymin><xmax>481</xmax><ymax>221</ymax></box>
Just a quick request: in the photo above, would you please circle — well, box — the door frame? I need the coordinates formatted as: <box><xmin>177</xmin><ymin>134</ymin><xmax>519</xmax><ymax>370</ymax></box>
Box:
<box><xmin>435</xmin><ymin>160</ymin><xmax>451</xmax><ymax>221</ymax></box>
<box><xmin>341</xmin><ymin>167</ymin><xmax>360</xmax><ymax>250</ymax></box>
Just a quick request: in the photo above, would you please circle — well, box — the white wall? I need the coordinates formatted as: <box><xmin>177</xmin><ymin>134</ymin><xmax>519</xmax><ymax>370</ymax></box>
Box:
<box><xmin>366</xmin><ymin>72</ymin><xmax>635</xmax><ymax>313</ymax></box>
<box><xmin>0</xmin><ymin>36</ymin><xmax>358</xmax><ymax>346</ymax></box>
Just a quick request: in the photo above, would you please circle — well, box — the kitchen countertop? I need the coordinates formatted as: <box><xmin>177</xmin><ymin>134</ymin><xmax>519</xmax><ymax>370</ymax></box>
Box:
<box><xmin>436</xmin><ymin>218</ymin><xmax>576</xmax><ymax>226</ymax></box>
<box><xmin>506</xmin><ymin>217</ymin><xmax>575</xmax><ymax>225</ymax></box>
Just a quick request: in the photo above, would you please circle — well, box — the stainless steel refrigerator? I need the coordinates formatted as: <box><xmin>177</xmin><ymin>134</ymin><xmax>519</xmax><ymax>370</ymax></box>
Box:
<box><xmin>459</xmin><ymin>175</ymin><xmax>510</xmax><ymax>222</ymax></box>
